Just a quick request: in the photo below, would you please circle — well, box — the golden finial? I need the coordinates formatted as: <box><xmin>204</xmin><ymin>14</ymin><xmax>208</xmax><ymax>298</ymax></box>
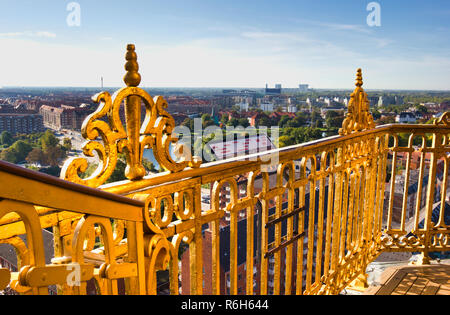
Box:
<box><xmin>123</xmin><ymin>44</ymin><xmax>141</xmax><ymax>87</ymax></box>
<box><xmin>355</xmin><ymin>68</ymin><xmax>363</xmax><ymax>88</ymax></box>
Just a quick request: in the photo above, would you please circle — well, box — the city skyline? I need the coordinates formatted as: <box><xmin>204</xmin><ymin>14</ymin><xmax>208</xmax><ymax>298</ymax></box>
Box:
<box><xmin>0</xmin><ymin>0</ymin><xmax>449</xmax><ymax>90</ymax></box>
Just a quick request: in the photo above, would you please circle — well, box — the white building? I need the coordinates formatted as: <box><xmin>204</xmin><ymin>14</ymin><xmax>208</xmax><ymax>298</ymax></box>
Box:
<box><xmin>237</xmin><ymin>102</ymin><xmax>249</xmax><ymax>112</ymax></box>
<box><xmin>299</xmin><ymin>84</ymin><xmax>309</xmax><ymax>92</ymax></box>
<box><xmin>287</xmin><ymin>105</ymin><xmax>298</xmax><ymax>113</ymax></box>
<box><xmin>260</xmin><ymin>103</ymin><xmax>274</xmax><ymax>112</ymax></box>
<box><xmin>396</xmin><ymin>112</ymin><xmax>416</xmax><ymax>123</ymax></box>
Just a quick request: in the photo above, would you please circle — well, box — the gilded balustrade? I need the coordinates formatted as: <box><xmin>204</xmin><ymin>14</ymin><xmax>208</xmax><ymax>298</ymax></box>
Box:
<box><xmin>0</xmin><ymin>44</ymin><xmax>449</xmax><ymax>295</ymax></box>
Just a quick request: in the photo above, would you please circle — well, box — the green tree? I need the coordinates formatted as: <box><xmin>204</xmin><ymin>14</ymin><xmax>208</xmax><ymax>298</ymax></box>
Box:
<box><xmin>62</xmin><ymin>138</ymin><xmax>72</xmax><ymax>151</ymax></box>
<box><xmin>181</xmin><ymin>118</ymin><xmax>195</xmax><ymax>131</ymax></box>
<box><xmin>415</xmin><ymin>105</ymin><xmax>428</xmax><ymax>114</ymax></box>
<box><xmin>237</xmin><ymin>118</ymin><xmax>250</xmax><ymax>128</ymax></box>
<box><xmin>278</xmin><ymin>115</ymin><xmax>290</xmax><ymax>128</ymax></box>
<box><xmin>325</xmin><ymin>111</ymin><xmax>344</xmax><ymax>129</ymax></box>
<box><xmin>279</xmin><ymin>135</ymin><xmax>295</xmax><ymax>147</ymax></box>
<box><xmin>287</xmin><ymin>115</ymin><xmax>307</xmax><ymax>128</ymax></box>
<box><xmin>0</xmin><ymin>131</ymin><xmax>13</xmax><ymax>146</ymax></box>
<box><xmin>106</xmin><ymin>154</ymin><xmax>127</xmax><ymax>184</ymax></box>
<box><xmin>227</xmin><ymin>118</ymin><xmax>239</xmax><ymax>128</ymax></box>
<box><xmin>40</xmin><ymin>130</ymin><xmax>59</xmax><ymax>151</ymax></box>
<box><xmin>0</xmin><ymin>147</ymin><xmax>19</xmax><ymax>163</ymax></box>
<box><xmin>279</xmin><ymin>127</ymin><xmax>323</xmax><ymax>148</ymax></box>
<box><xmin>311</xmin><ymin>111</ymin><xmax>322</xmax><ymax>126</ymax></box>
<box><xmin>257</xmin><ymin>115</ymin><xmax>271</xmax><ymax>127</ymax></box>
<box><xmin>202</xmin><ymin>114</ymin><xmax>215</xmax><ymax>128</ymax></box>
<box><xmin>10</xmin><ymin>140</ymin><xmax>33</xmax><ymax>162</ymax></box>
<box><xmin>372</xmin><ymin>110</ymin><xmax>382</xmax><ymax>120</ymax></box>
<box><xmin>26</xmin><ymin>148</ymin><xmax>45</xmax><ymax>165</ymax></box>
<box><xmin>39</xmin><ymin>166</ymin><xmax>61</xmax><ymax>177</ymax></box>
<box><xmin>142</xmin><ymin>158</ymin><xmax>158</xmax><ymax>173</ymax></box>
<box><xmin>220</xmin><ymin>114</ymin><xmax>229</xmax><ymax>125</ymax></box>
<box><xmin>43</xmin><ymin>146</ymin><xmax>66</xmax><ymax>167</ymax></box>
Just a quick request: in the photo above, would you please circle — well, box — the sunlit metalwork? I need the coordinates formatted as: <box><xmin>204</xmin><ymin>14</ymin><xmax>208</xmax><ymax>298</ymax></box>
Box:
<box><xmin>340</xmin><ymin>68</ymin><xmax>376</xmax><ymax>136</ymax></box>
<box><xmin>0</xmin><ymin>45</ymin><xmax>449</xmax><ymax>295</ymax></box>
<box><xmin>61</xmin><ymin>44</ymin><xmax>201</xmax><ymax>188</ymax></box>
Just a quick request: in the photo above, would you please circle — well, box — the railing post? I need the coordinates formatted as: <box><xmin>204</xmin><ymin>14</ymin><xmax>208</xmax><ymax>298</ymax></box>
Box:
<box><xmin>190</xmin><ymin>184</ymin><xmax>203</xmax><ymax>295</ymax></box>
<box><xmin>330</xmin><ymin>147</ymin><xmax>343</xmax><ymax>273</ymax></box>
<box><xmin>126</xmin><ymin>221</ymin><xmax>146</xmax><ymax>295</ymax></box>
<box><xmin>123</xmin><ymin>44</ymin><xmax>146</xmax><ymax>180</ymax></box>
<box><xmin>419</xmin><ymin>131</ymin><xmax>441</xmax><ymax>264</ymax></box>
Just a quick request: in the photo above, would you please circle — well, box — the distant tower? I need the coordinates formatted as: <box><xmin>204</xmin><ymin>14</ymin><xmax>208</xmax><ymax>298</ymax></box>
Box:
<box><xmin>101</xmin><ymin>76</ymin><xmax>104</xmax><ymax>89</ymax></box>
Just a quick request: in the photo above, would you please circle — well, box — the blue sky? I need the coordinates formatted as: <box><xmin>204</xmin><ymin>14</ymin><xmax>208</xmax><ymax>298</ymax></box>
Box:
<box><xmin>0</xmin><ymin>0</ymin><xmax>449</xmax><ymax>89</ymax></box>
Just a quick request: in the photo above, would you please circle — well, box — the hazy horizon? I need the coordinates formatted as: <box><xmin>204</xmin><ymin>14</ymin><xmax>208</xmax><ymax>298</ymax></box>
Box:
<box><xmin>1</xmin><ymin>86</ymin><xmax>450</xmax><ymax>93</ymax></box>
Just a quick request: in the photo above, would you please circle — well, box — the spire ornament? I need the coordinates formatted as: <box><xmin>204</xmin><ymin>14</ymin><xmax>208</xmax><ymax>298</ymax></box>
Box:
<box><xmin>61</xmin><ymin>44</ymin><xmax>201</xmax><ymax>188</ymax></box>
<box><xmin>123</xmin><ymin>44</ymin><xmax>141</xmax><ymax>87</ymax></box>
<box><xmin>339</xmin><ymin>69</ymin><xmax>376</xmax><ymax>136</ymax></box>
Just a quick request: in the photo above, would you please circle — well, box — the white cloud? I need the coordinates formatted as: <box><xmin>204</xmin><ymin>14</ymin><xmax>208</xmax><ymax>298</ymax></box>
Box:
<box><xmin>0</xmin><ymin>38</ymin><xmax>121</xmax><ymax>87</ymax></box>
<box><xmin>290</xmin><ymin>18</ymin><xmax>373</xmax><ymax>35</ymax></box>
<box><xmin>0</xmin><ymin>33</ymin><xmax>449</xmax><ymax>91</ymax></box>
<box><xmin>0</xmin><ymin>32</ymin><xmax>26</xmax><ymax>37</ymax></box>
<box><xmin>0</xmin><ymin>31</ymin><xmax>56</xmax><ymax>38</ymax></box>
<box><xmin>320</xmin><ymin>22</ymin><xmax>372</xmax><ymax>34</ymax></box>
<box><xmin>35</xmin><ymin>31</ymin><xmax>57</xmax><ymax>38</ymax></box>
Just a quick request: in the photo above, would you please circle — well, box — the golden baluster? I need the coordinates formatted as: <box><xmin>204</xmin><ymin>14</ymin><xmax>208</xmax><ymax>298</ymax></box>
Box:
<box><xmin>123</xmin><ymin>44</ymin><xmax>146</xmax><ymax>180</ymax></box>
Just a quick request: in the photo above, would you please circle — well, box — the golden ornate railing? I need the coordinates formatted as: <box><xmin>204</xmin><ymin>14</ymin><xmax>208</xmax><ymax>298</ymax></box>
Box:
<box><xmin>0</xmin><ymin>45</ymin><xmax>449</xmax><ymax>295</ymax></box>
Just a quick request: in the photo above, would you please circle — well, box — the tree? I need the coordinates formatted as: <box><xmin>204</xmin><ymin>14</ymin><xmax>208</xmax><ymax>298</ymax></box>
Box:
<box><xmin>379</xmin><ymin>116</ymin><xmax>396</xmax><ymax>124</ymax></box>
<box><xmin>62</xmin><ymin>138</ymin><xmax>72</xmax><ymax>151</ymax></box>
<box><xmin>279</xmin><ymin>127</ymin><xmax>323</xmax><ymax>148</ymax></box>
<box><xmin>279</xmin><ymin>135</ymin><xmax>296</xmax><ymax>147</ymax></box>
<box><xmin>202</xmin><ymin>114</ymin><xmax>215</xmax><ymax>128</ymax></box>
<box><xmin>181</xmin><ymin>118</ymin><xmax>195</xmax><ymax>132</ymax></box>
<box><xmin>0</xmin><ymin>131</ymin><xmax>13</xmax><ymax>146</ymax></box>
<box><xmin>10</xmin><ymin>140</ymin><xmax>33</xmax><ymax>162</ymax></box>
<box><xmin>106</xmin><ymin>154</ymin><xmax>127</xmax><ymax>184</ymax></box>
<box><xmin>325</xmin><ymin>111</ymin><xmax>344</xmax><ymax>129</ymax></box>
<box><xmin>237</xmin><ymin>118</ymin><xmax>250</xmax><ymax>128</ymax></box>
<box><xmin>39</xmin><ymin>166</ymin><xmax>62</xmax><ymax>177</ymax></box>
<box><xmin>227</xmin><ymin>118</ymin><xmax>239</xmax><ymax>128</ymax></box>
<box><xmin>40</xmin><ymin>130</ymin><xmax>59</xmax><ymax>151</ymax></box>
<box><xmin>287</xmin><ymin>115</ymin><xmax>307</xmax><ymax>128</ymax></box>
<box><xmin>220</xmin><ymin>114</ymin><xmax>229</xmax><ymax>125</ymax></box>
<box><xmin>26</xmin><ymin>148</ymin><xmax>46</xmax><ymax>165</ymax></box>
<box><xmin>372</xmin><ymin>110</ymin><xmax>382</xmax><ymax>120</ymax></box>
<box><xmin>278</xmin><ymin>115</ymin><xmax>290</xmax><ymax>128</ymax></box>
<box><xmin>142</xmin><ymin>158</ymin><xmax>158</xmax><ymax>173</ymax></box>
<box><xmin>311</xmin><ymin>111</ymin><xmax>322</xmax><ymax>126</ymax></box>
<box><xmin>0</xmin><ymin>147</ymin><xmax>19</xmax><ymax>163</ymax></box>
<box><xmin>325</xmin><ymin>110</ymin><xmax>341</xmax><ymax>120</ymax></box>
<box><xmin>257</xmin><ymin>115</ymin><xmax>271</xmax><ymax>127</ymax></box>
<box><xmin>44</xmin><ymin>146</ymin><xmax>66</xmax><ymax>167</ymax></box>
<box><xmin>415</xmin><ymin>105</ymin><xmax>428</xmax><ymax>114</ymax></box>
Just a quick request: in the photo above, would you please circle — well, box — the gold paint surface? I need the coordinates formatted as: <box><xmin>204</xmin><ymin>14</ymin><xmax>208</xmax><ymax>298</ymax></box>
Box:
<box><xmin>0</xmin><ymin>44</ymin><xmax>449</xmax><ymax>295</ymax></box>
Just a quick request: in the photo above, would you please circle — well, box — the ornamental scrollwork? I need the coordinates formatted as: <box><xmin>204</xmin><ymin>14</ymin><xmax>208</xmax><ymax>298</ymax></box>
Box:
<box><xmin>61</xmin><ymin>44</ymin><xmax>201</xmax><ymax>188</ymax></box>
<box><xmin>434</xmin><ymin>112</ymin><xmax>450</xmax><ymax>127</ymax></box>
<box><xmin>340</xmin><ymin>69</ymin><xmax>376</xmax><ymax>136</ymax></box>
